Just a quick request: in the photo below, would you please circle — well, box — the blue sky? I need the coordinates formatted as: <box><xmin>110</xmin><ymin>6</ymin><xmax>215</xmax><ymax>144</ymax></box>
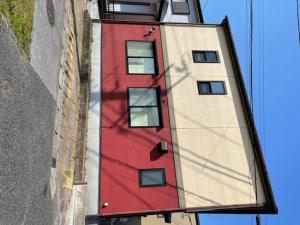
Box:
<box><xmin>199</xmin><ymin>0</ymin><xmax>300</xmax><ymax>224</ymax></box>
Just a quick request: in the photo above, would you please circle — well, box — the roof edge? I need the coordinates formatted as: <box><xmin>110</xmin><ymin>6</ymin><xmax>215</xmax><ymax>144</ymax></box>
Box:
<box><xmin>194</xmin><ymin>0</ymin><xmax>204</xmax><ymax>23</ymax></box>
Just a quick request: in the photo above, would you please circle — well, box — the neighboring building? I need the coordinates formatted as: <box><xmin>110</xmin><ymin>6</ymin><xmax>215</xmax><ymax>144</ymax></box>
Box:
<box><xmin>86</xmin><ymin>0</ymin><xmax>277</xmax><ymax>223</ymax></box>
<box><xmin>88</xmin><ymin>213</ymin><xmax>199</xmax><ymax>225</ymax></box>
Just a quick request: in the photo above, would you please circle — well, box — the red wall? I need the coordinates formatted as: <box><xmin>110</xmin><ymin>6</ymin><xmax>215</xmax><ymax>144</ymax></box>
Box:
<box><xmin>100</xmin><ymin>22</ymin><xmax>179</xmax><ymax>216</ymax></box>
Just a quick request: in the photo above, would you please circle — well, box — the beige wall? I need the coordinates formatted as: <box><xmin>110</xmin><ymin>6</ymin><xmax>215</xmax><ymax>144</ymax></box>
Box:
<box><xmin>161</xmin><ymin>25</ymin><xmax>266</xmax><ymax>209</ymax></box>
<box><xmin>141</xmin><ymin>213</ymin><xmax>197</xmax><ymax>225</ymax></box>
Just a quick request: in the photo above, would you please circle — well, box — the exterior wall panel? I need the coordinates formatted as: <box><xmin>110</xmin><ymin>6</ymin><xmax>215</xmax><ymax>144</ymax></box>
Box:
<box><xmin>161</xmin><ymin>24</ymin><xmax>267</xmax><ymax>210</ymax></box>
<box><xmin>100</xmin><ymin>22</ymin><xmax>179</xmax><ymax>216</ymax></box>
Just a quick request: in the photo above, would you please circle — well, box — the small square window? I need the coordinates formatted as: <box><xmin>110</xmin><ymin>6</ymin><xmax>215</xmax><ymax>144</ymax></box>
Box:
<box><xmin>126</xmin><ymin>41</ymin><xmax>157</xmax><ymax>75</ymax></box>
<box><xmin>193</xmin><ymin>51</ymin><xmax>220</xmax><ymax>63</ymax></box>
<box><xmin>197</xmin><ymin>81</ymin><xmax>226</xmax><ymax>95</ymax></box>
<box><xmin>139</xmin><ymin>169</ymin><xmax>166</xmax><ymax>187</ymax></box>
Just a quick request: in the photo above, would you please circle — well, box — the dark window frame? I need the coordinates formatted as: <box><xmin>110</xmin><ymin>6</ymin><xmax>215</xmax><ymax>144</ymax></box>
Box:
<box><xmin>197</xmin><ymin>81</ymin><xmax>227</xmax><ymax>95</ymax></box>
<box><xmin>171</xmin><ymin>0</ymin><xmax>191</xmax><ymax>15</ymax></box>
<box><xmin>112</xmin><ymin>1</ymin><xmax>151</xmax><ymax>6</ymax></box>
<box><xmin>139</xmin><ymin>168</ymin><xmax>167</xmax><ymax>187</ymax></box>
<box><xmin>127</xmin><ymin>87</ymin><xmax>163</xmax><ymax>128</ymax></box>
<box><xmin>125</xmin><ymin>40</ymin><xmax>158</xmax><ymax>75</ymax></box>
<box><xmin>192</xmin><ymin>50</ymin><xmax>220</xmax><ymax>63</ymax></box>
<box><xmin>109</xmin><ymin>2</ymin><xmax>155</xmax><ymax>17</ymax></box>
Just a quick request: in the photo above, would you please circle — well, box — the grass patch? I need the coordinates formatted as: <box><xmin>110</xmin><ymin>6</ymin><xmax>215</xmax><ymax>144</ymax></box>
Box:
<box><xmin>0</xmin><ymin>0</ymin><xmax>35</xmax><ymax>60</ymax></box>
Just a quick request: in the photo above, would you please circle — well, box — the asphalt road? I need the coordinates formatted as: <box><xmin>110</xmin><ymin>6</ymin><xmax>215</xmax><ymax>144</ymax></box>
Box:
<box><xmin>0</xmin><ymin>17</ymin><xmax>56</xmax><ymax>225</ymax></box>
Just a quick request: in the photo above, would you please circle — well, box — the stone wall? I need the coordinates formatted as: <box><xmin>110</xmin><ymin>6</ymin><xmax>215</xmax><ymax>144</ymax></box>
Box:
<box><xmin>51</xmin><ymin>0</ymin><xmax>86</xmax><ymax>224</ymax></box>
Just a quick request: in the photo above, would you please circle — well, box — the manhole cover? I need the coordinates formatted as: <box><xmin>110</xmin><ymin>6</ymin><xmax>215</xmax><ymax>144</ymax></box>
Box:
<box><xmin>46</xmin><ymin>0</ymin><xmax>55</xmax><ymax>27</ymax></box>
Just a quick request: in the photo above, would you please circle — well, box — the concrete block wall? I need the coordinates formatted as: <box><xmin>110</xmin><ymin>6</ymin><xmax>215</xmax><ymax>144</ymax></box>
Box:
<box><xmin>44</xmin><ymin>0</ymin><xmax>86</xmax><ymax>224</ymax></box>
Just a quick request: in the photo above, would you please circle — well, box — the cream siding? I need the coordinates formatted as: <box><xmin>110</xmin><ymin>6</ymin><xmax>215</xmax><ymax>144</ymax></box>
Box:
<box><xmin>141</xmin><ymin>213</ymin><xmax>197</xmax><ymax>225</ymax></box>
<box><xmin>161</xmin><ymin>25</ymin><xmax>266</xmax><ymax>209</ymax></box>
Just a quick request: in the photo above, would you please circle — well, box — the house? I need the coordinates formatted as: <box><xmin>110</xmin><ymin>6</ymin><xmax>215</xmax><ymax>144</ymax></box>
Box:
<box><xmin>85</xmin><ymin>0</ymin><xmax>277</xmax><ymax>223</ymax></box>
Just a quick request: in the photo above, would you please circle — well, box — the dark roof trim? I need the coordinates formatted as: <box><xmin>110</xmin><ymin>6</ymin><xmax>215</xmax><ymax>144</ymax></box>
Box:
<box><xmin>186</xmin><ymin>203</ymin><xmax>274</xmax><ymax>214</ymax></box>
<box><xmin>89</xmin><ymin>202</ymin><xmax>274</xmax><ymax>219</ymax></box>
<box><xmin>97</xmin><ymin>208</ymin><xmax>182</xmax><ymax>218</ymax></box>
<box><xmin>194</xmin><ymin>0</ymin><xmax>204</xmax><ymax>23</ymax></box>
<box><xmin>195</xmin><ymin>213</ymin><xmax>200</xmax><ymax>225</ymax></box>
<box><xmin>157</xmin><ymin>0</ymin><xmax>166</xmax><ymax>21</ymax></box>
<box><xmin>221</xmin><ymin>16</ymin><xmax>278</xmax><ymax>214</ymax></box>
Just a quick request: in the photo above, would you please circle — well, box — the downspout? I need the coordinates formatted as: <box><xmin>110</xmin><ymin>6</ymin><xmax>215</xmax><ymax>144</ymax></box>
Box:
<box><xmin>158</xmin><ymin>0</ymin><xmax>166</xmax><ymax>21</ymax></box>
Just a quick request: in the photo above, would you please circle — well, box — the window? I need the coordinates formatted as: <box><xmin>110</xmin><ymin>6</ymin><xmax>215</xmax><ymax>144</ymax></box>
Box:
<box><xmin>172</xmin><ymin>0</ymin><xmax>190</xmax><ymax>14</ymax></box>
<box><xmin>192</xmin><ymin>51</ymin><xmax>220</xmax><ymax>63</ymax></box>
<box><xmin>197</xmin><ymin>81</ymin><xmax>226</xmax><ymax>95</ymax></box>
<box><xmin>126</xmin><ymin>41</ymin><xmax>157</xmax><ymax>74</ymax></box>
<box><xmin>139</xmin><ymin>169</ymin><xmax>166</xmax><ymax>187</ymax></box>
<box><xmin>128</xmin><ymin>88</ymin><xmax>162</xmax><ymax>127</ymax></box>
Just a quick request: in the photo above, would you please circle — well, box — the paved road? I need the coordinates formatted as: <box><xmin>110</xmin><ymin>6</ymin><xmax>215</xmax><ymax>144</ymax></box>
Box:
<box><xmin>0</xmin><ymin>18</ymin><xmax>56</xmax><ymax>225</ymax></box>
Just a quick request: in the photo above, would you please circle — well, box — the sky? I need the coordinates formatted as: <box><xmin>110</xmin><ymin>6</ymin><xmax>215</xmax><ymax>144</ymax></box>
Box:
<box><xmin>198</xmin><ymin>0</ymin><xmax>300</xmax><ymax>225</ymax></box>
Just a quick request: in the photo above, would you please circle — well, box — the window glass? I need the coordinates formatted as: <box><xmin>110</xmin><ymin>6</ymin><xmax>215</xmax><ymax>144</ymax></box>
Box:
<box><xmin>210</xmin><ymin>82</ymin><xmax>225</xmax><ymax>94</ymax></box>
<box><xmin>128</xmin><ymin>58</ymin><xmax>155</xmax><ymax>74</ymax></box>
<box><xmin>193</xmin><ymin>52</ymin><xmax>205</xmax><ymax>63</ymax></box>
<box><xmin>198</xmin><ymin>82</ymin><xmax>211</xmax><ymax>94</ymax></box>
<box><xmin>127</xmin><ymin>41</ymin><xmax>153</xmax><ymax>57</ymax></box>
<box><xmin>128</xmin><ymin>88</ymin><xmax>161</xmax><ymax>127</ymax></box>
<box><xmin>126</xmin><ymin>41</ymin><xmax>157</xmax><ymax>74</ymax></box>
<box><xmin>206</xmin><ymin>52</ymin><xmax>218</xmax><ymax>62</ymax></box>
<box><xmin>140</xmin><ymin>169</ymin><xmax>165</xmax><ymax>186</ymax></box>
<box><xmin>130</xmin><ymin>107</ymin><xmax>159</xmax><ymax>127</ymax></box>
<box><xmin>129</xmin><ymin>88</ymin><xmax>157</xmax><ymax>106</ymax></box>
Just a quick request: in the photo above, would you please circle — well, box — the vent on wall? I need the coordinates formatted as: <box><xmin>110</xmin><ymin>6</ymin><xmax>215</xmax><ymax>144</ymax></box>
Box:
<box><xmin>160</xmin><ymin>141</ymin><xmax>168</xmax><ymax>152</ymax></box>
<box><xmin>172</xmin><ymin>0</ymin><xmax>190</xmax><ymax>14</ymax></box>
